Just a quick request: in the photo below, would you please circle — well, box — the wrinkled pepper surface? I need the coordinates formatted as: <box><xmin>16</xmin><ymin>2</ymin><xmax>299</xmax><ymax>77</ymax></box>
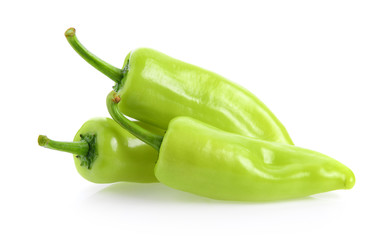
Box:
<box><xmin>65</xmin><ymin>27</ymin><xmax>293</xmax><ymax>145</ymax></box>
<box><xmin>107</xmin><ymin>91</ymin><xmax>355</xmax><ymax>201</ymax></box>
<box><xmin>38</xmin><ymin>118</ymin><xmax>162</xmax><ymax>183</ymax></box>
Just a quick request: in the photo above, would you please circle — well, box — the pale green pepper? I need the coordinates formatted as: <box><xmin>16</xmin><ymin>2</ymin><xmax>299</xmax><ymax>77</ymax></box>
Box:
<box><xmin>65</xmin><ymin>27</ymin><xmax>293</xmax><ymax>145</ymax></box>
<box><xmin>38</xmin><ymin>118</ymin><xmax>163</xmax><ymax>183</ymax></box>
<box><xmin>107</xmin><ymin>91</ymin><xmax>355</xmax><ymax>201</ymax></box>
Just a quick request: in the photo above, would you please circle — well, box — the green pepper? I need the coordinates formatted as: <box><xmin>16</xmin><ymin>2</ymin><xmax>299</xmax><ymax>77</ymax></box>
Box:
<box><xmin>38</xmin><ymin>118</ymin><xmax>163</xmax><ymax>183</ymax></box>
<box><xmin>107</xmin><ymin>91</ymin><xmax>355</xmax><ymax>201</ymax></box>
<box><xmin>65</xmin><ymin>28</ymin><xmax>293</xmax><ymax>145</ymax></box>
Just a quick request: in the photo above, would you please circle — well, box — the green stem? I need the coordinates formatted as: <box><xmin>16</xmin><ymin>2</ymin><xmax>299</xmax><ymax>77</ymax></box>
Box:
<box><xmin>65</xmin><ymin>27</ymin><xmax>123</xmax><ymax>83</ymax></box>
<box><xmin>38</xmin><ymin>135</ymin><xmax>89</xmax><ymax>156</ymax></box>
<box><xmin>106</xmin><ymin>91</ymin><xmax>163</xmax><ymax>151</ymax></box>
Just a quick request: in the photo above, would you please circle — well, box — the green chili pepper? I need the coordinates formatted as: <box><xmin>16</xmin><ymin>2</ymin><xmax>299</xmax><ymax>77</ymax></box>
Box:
<box><xmin>65</xmin><ymin>27</ymin><xmax>293</xmax><ymax>145</ymax></box>
<box><xmin>107</xmin><ymin>91</ymin><xmax>355</xmax><ymax>201</ymax></box>
<box><xmin>38</xmin><ymin>118</ymin><xmax>162</xmax><ymax>183</ymax></box>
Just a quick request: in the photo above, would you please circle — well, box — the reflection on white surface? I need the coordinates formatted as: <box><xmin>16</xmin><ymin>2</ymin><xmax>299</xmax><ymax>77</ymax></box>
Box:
<box><xmin>84</xmin><ymin>182</ymin><xmax>317</xmax><ymax>205</ymax></box>
<box><xmin>72</xmin><ymin>182</ymin><xmax>344</xmax><ymax>238</ymax></box>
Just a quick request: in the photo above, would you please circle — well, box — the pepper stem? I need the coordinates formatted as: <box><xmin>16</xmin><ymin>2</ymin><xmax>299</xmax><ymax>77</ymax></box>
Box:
<box><xmin>38</xmin><ymin>135</ymin><xmax>89</xmax><ymax>156</ymax></box>
<box><xmin>106</xmin><ymin>91</ymin><xmax>163</xmax><ymax>151</ymax></box>
<box><xmin>65</xmin><ymin>27</ymin><xmax>123</xmax><ymax>83</ymax></box>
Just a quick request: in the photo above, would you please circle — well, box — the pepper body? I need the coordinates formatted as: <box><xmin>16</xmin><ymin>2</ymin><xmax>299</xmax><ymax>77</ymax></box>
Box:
<box><xmin>65</xmin><ymin>28</ymin><xmax>293</xmax><ymax>145</ymax></box>
<box><xmin>74</xmin><ymin>118</ymin><xmax>161</xmax><ymax>183</ymax></box>
<box><xmin>154</xmin><ymin>117</ymin><xmax>355</xmax><ymax>201</ymax></box>
<box><xmin>40</xmin><ymin>118</ymin><xmax>162</xmax><ymax>183</ymax></box>
<box><xmin>117</xmin><ymin>48</ymin><xmax>293</xmax><ymax>144</ymax></box>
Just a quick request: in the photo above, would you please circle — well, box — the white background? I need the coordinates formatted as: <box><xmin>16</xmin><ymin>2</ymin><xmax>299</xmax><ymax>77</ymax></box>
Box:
<box><xmin>1</xmin><ymin>1</ymin><xmax>389</xmax><ymax>239</ymax></box>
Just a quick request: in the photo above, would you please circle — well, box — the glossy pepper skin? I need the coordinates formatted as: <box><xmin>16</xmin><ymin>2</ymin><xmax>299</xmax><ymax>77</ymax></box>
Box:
<box><xmin>108</xmin><ymin>92</ymin><xmax>355</xmax><ymax>201</ymax></box>
<box><xmin>38</xmin><ymin>118</ymin><xmax>162</xmax><ymax>183</ymax></box>
<box><xmin>65</xmin><ymin>28</ymin><xmax>293</xmax><ymax>145</ymax></box>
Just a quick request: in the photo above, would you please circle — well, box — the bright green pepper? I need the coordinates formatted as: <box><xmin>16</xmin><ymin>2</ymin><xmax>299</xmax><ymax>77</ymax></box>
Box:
<box><xmin>108</xmin><ymin>91</ymin><xmax>355</xmax><ymax>201</ymax></box>
<box><xmin>65</xmin><ymin>28</ymin><xmax>293</xmax><ymax>145</ymax></box>
<box><xmin>38</xmin><ymin>118</ymin><xmax>163</xmax><ymax>183</ymax></box>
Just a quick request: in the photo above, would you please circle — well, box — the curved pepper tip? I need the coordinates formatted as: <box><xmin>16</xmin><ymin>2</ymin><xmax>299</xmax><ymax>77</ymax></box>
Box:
<box><xmin>65</xmin><ymin>27</ymin><xmax>76</xmax><ymax>38</ymax></box>
<box><xmin>345</xmin><ymin>170</ymin><xmax>356</xmax><ymax>189</ymax></box>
